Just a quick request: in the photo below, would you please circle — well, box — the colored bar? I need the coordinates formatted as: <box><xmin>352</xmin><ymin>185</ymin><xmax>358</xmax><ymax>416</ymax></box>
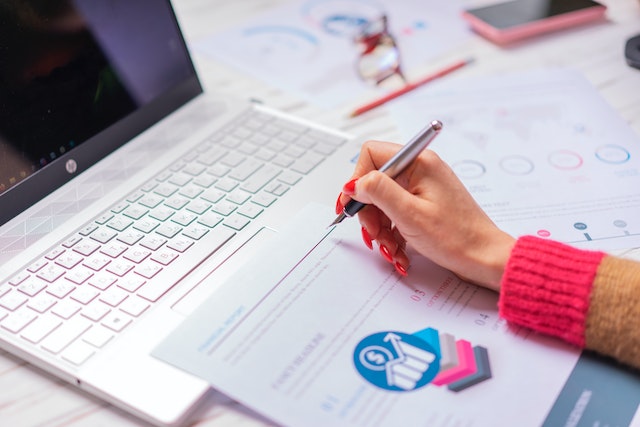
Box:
<box><xmin>447</xmin><ymin>346</ymin><xmax>492</xmax><ymax>392</ymax></box>
<box><xmin>438</xmin><ymin>333</ymin><xmax>458</xmax><ymax>372</ymax></box>
<box><xmin>413</xmin><ymin>327</ymin><xmax>441</xmax><ymax>357</ymax></box>
<box><xmin>431</xmin><ymin>339</ymin><xmax>477</xmax><ymax>386</ymax></box>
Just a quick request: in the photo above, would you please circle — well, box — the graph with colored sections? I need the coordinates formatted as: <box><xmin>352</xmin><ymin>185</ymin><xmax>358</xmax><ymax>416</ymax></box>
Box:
<box><xmin>391</xmin><ymin>69</ymin><xmax>640</xmax><ymax>251</ymax></box>
<box><xmin>193</xmin><ymin>0</ymin><xmax>470</xmax><ymax>106</ymax></box>
<box><xmin>354</xmin><ymin>328</ymin><xmax>491</xmax><ymax>393</ymax></box>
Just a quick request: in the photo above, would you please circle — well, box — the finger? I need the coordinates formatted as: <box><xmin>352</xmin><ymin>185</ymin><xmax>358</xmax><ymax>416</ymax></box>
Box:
<box><xmin>337</xmin><ymin>140</ymin><xmax>406</xmax><ymax>208</ymax></box>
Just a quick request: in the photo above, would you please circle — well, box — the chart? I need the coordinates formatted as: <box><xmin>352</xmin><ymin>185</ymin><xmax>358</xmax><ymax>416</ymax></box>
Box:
<box><xmin>391</xmin><ymin>69</ymin><xmax>640</xmax><ymax>251</ymax></box>
<box><xmin>193</xmin><ymin>0</ymin><xmax>470</xmax><ymax>106</ymax></box>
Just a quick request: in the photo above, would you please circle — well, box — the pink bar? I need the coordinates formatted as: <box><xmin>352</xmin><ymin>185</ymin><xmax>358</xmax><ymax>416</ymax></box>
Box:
<box><xmin>431</xmin><ymin>339</ymin><xmax>477</xmax><ymax>386</ymax></box>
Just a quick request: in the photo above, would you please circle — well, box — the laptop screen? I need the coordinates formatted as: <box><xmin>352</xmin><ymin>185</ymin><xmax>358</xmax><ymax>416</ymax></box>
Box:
<box><xmin>0</xmin><ymin>0</ymin><xmax>202</xmax><ymax>225</ymax></box>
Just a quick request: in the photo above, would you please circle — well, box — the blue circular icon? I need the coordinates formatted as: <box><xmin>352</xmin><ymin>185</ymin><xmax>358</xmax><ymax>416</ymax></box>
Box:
<box><xmin>353</xmin><ymin>331</ymin><xmax>440</xmax><ymax>391</ymax></box>
<box><xmin>574</xmin><ymin>222</ymin><xmax>588</xmax><ymax>231</ymax></box>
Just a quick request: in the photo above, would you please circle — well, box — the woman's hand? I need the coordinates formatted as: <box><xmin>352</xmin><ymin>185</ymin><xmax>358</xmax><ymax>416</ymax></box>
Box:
<box><xmin>336</xmin><ymin>140</ymin><xmax>515</xmax><ymax>291</ymax></box>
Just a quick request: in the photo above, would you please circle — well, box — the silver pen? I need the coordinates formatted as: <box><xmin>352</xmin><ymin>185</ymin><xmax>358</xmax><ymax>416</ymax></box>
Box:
<box><xmin>329</xmin><ymin>120</ymin><xmax>443</xmax><ymax>227</ymax></box>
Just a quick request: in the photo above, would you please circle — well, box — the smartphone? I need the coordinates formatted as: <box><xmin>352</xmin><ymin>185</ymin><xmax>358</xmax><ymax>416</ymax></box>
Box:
<box><xmin>462</xmin><ymin>0</ymin><xmax>607</xmax><ymax>45</ymax></box>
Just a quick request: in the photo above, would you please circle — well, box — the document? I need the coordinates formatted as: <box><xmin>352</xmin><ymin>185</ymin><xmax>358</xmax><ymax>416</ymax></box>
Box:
<box><xmin>154</xmin><ymin>204</ymin><xmax>631</xmax><ymax>427</ymax></box>
<box><xmin>390</xmin><ymin>68</ymin><xmax>640</xmax><ymax>252</ymax></box>
<box><xmin>191</xmin><ymin>0</ymin><xmax>470</xmax><ymax>107</ymax></box>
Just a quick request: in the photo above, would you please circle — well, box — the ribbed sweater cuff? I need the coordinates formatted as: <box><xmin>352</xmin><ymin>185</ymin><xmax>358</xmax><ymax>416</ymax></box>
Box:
<box><xmin>498</xmin><ymin>236</ymin><xmax>605</xmax><ymax>347</ymax></box>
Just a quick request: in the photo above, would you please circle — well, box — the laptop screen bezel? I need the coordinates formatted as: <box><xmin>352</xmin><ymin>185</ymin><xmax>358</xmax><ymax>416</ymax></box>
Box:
<box><xmin>0</xmin><ymin>2</ymin><xmax>203</xmax><ymax>227</ymax></box>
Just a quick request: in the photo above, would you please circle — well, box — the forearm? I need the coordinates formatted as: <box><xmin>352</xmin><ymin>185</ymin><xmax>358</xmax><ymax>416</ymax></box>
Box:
<box><xmin>498</xmin><ymin>236</ymin><xmax>640</xmax><ymax>370</ymax></box>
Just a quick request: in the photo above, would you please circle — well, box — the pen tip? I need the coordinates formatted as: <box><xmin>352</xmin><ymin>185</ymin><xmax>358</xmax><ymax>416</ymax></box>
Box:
<box><xmin>328</xmin><ymin>212</ymin><xmax>347</xmax><ymax>228</ymax></box>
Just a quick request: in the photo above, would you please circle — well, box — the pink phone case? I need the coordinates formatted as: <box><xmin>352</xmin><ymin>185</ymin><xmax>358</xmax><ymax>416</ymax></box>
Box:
<box><xmin>462</xmin><ymin>4</ymin><xmax>607</xmax><ymax>45</ymax></box>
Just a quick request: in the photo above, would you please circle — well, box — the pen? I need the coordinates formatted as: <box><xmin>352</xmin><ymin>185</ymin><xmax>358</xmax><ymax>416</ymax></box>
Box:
<box><xmin>349</xmin><ymin>58</ymin><xmax>474</xmax><ymax>118</ymax></box>
<box><xmin>329</xmin><ymin>119</ymin><xmax>443</xmax><ymax>227</ymax></box>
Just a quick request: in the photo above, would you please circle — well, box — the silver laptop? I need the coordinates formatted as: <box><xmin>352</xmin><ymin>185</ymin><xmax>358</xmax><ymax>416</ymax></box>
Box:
<box><xmin>0</xmin><ymin>1</ymin><xmax>354</xmax><ymax>425</ymax></box>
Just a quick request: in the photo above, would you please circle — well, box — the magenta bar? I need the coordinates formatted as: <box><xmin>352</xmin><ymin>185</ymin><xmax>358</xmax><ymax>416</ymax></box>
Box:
<box><xmin>431</xmin><ymin>339</ymin><xmax>477</xmax><ymax>386</ymax></box>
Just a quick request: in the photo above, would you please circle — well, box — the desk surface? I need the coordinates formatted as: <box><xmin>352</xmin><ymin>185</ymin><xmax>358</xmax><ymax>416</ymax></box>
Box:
<box><xmin>1</xmin><ymin>0</ymin><xmax>639</xmax><ymax>426</ymax></box>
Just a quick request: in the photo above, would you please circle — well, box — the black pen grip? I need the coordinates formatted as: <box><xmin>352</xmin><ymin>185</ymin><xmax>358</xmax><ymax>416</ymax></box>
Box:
<box><xmin>343</xmin><ymin>199</ymin><xmax>367</xmax><ymax>218</ymax></box>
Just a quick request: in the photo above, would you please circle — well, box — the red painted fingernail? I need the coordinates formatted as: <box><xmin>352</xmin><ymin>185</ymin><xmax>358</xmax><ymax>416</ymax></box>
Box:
<box><xmin>379</xmin><ymin>244</ymin><xmax>393</xmax><ymax>263</ymax></box>
<box><xmin>361</xmin><ymin>227</ymin><xmax>373</xmax><ymax>250</ymax></box>
<box><xmin>335</xmin><ymin>193</ymin><xmax>344</xmax><ymax>215</ymax></box>
<box><xmin>342</xmin><ymin>178</ymin><xmax>357</xmax><ymax>195</ymax></box>
<box><xmin>395</xmin><ymin>262</ymin><xmax>408</xmax><ymax>276</ymax></box>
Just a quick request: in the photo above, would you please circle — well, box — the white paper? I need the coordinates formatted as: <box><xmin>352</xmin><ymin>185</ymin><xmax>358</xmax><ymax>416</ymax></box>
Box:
<box><xmin>192</xmin><ymin>0</ymin><xmax>471</xmax><ymax>107</ymax></box>
<box><xmin>390</xmin><ymin>68</ymin><xmax>640</xmax><ymax>252</ymax></box>
<box><xmin>154</xmin><ymin>204</ymin><xmax>579</xmax><ymax>427</ymax></box>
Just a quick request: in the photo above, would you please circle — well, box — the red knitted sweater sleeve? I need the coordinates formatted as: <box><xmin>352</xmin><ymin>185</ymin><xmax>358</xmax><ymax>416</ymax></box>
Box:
<box><xmin>498</xmin><ymin>235</ymin><xmax>605</xmax><ymax>347</ymax></box>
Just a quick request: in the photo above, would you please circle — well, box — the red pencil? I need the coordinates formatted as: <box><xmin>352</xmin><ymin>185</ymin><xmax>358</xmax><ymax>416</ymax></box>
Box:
<box><xmin>349</xmin><ymin>57</ymin><xmax>475</xmax><ymax>118</ymax></box>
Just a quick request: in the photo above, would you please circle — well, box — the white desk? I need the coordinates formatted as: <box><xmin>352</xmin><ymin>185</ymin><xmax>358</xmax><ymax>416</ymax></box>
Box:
<box><xmin>1</xmin><ymin>1</ymin><xmax>639</xmax><ymax>426</ymax></box>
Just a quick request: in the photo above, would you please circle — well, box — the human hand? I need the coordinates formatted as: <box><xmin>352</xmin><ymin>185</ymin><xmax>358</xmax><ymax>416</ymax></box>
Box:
<box><xmin>336</xmin><ymin>140</ymin><xmax>515</xmax><ymax>291</ymax></box>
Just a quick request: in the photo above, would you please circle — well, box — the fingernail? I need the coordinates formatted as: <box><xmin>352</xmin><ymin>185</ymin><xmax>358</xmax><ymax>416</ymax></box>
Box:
<box><xmin>342</xmin><ymin>178</ymin><xmax>357</xmax><ymax>195</ymax></box>
<box><xmin>361</xmin><ymin>227</ymin><xmax>373</xmax><ymax>250</ymax></box>
<box><xmin>335</xmin><ymin>193</ymin><xmax>344</xmax><ymax>215</ymax></box>
<box><xmin>379</xmin><ymin>244</ymin><xmax>393</xmax><ymax>263</ymax></box>
<box><xmin>395</xmin><ymin>262</ymin><xmax>408</xmax><ymax>276</ymax></box>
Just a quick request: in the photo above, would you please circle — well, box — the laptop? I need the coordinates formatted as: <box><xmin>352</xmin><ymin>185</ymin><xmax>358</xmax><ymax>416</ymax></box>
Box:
<box><xmin>0</xmin><ymin>1</ymin><xmax>355</xmax><ymax>425</ymax></box>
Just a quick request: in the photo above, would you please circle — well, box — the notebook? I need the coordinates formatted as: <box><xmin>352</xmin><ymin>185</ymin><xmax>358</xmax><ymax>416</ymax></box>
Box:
<box><xmin>0</xmin><ymin>1</ymin><xmax>354</xmax><ymax>425</ymax></box>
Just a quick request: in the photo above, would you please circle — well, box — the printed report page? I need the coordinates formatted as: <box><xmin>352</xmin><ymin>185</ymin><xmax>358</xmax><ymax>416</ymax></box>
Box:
<box><xmin>150</xmin><ymin>204</ymin><xmax>640</xmax><ymax>427</ymax></box>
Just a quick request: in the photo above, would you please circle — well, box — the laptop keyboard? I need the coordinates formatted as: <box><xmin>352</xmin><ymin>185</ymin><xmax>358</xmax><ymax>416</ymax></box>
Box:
<box><xmin>0</xmin><ymin>109</ymin><xmax>346</xmax><ymax>366</ymax></box>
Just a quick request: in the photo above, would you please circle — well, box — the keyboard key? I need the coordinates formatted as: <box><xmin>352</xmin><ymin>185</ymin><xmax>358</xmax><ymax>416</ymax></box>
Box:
<box><xmin>82</xmin><ymin>325</ymin><xmax>114</xmax><ymax>348</ymax></box>
<box><xmin>61</xmin><ymin>340</ymin><xmax>95</xmax><ymax>365</ymax></box>
<box><xmin>2</xmin><ymin>308</ymin><xmax>37</xmax><ymax>333</ymax></box>
<box><xmin>106</xmin><ymin>261</ymin><xmax>135</xmax><ymax>277</ymax></box>
<box><xmin>182</xmin><ymin>224</ymin><xmax>209</xmax><ymax>240</ymax></box>
<box><xmin>134</xmin><ymin>261</ymin><xmax>162</xmax><ymax>279</ymax></box>
<box><xmin>88</xmin><ymin>273</ymin><xmax>117</xmax><ymax>291</ymax></box>
<box><xmin>74</xmin><ymin>240</ymin><xmax>100</xmax><ymax>256</ymax></box>
<box><xmin>51</xmin><ymin>300</ymin><xmax>81</xmax><ymax>319</ymax></box>
<box><xmin>41</xmin><ymin>316</ymin><xmax>92</xmax><ymax>353</ymax></box>
<box><xmin>223</xmin><ymin>215</ymin><xmax>250</xmax><ymax>231</ymax></box>
<box><xmin>27</xmin><ymin>259</ymin><xmax>48</xmax><ymax>273</ymax></box>
<box><xmin>133</xmin><ymin>218</ymin><xmax>160</xmax><ymax>234</ymax></box>
<box><xmin>27</xmin><ymin>294</ymin><xmax>57</xmax><ymax>313</ymax></box>
<box><xmin>117</xmin><ymin>276</ymin><xmax>145</xmax><ymax>293</ymax></box>
<box><xmin>166</xmin><ymin>238</ymin><xmax>193</xmax><ymax>253</ymax></box>
<box><xmin>119</xmin><ymin>296</ymin><xmax>150</xmax><ymax>317</ymax></box>
<box><xmin>55</xmin><ymin>252</ymin><xmax>84</xmax><ymax>269</ymax></box>
<box><xmin>17</xmin><ymin>278</ymin><xmax>47</xmax><ymax>297</ymax></box>
<box><xmin>117</xmin><ymin>230</ymin><xmax>145</xmax><ymax>246</ymax></box>
<box><xmin>47</xmin><ymin>281</ymin><xmax>76</xmax><ymax>299</ymax></box>
<box><xmin>99</xmin><ymin>287</ymin><xmax>129</xmax><ymax>307</ymax></box>
<box><xmin>36</xmin><ymin>264</ymin><xmax>66</xmax><ymax>283</ymax></box>
<box><xmin>151</xmin><ymin>249</ymin><xmax>179</xmax><ymax>266</ymax></box>
<box><xmin>197</xmin><ymin>211</ymin><xmax>223</xmax><ymax>228</ymax></box>
<box><xmin>137</xmin><ymin>227</ymin><xmax>235</xmax><ymax>302</ymax></box>
<box><xmin>81</xmin><ymin>301</ymin><xmax>111</xmax><ymax>322</ymax></box>
<box><xmin>123</xmin><ymin>247</ymin><xmax>151</xmax><ymax>264</ymax></box>
<box><xmin>71</xmin><ymin>286</ymin><xmax>99</xmax><ymax>305</ymax></box>
<box><xmin>0</xmin><ymin>291</ymin><xmax>28</xmax><ymax>311</ymax></box>
<box><xmin>139</xmin><ymin>236</ymin><xmax>167</xmax><ymax>251</ymax></box>
<box><xmin>90</xmin><ymin>228</ymin><xmax>117</xmax><ymax>244</ymax></box>
<box><xmin>101</xmin><ymin>311</ymin><xmax>132</xmax><ymax>333</ymax></box>
<box><xmin>21</xmin><ymin>313</ymin><xmax>62</xmax><ymax>344</ymax></box>
<box><xmin>45</xmin><ymin>247</ymin><xmax>66</xmax><ymax>261</ymax></box>
<box><xmin>65</xmin><ymin>268</ymin><xmax>93</xmax><ymax>285</ymax></box>
<box><xmin>240</xmin><ymin>165</ymin><xmax>281</xmax><ymax>193</ymax></box>
<box><xmin>8</xmin><ymin>271</ymin><xmax>30</xmax><ymax>286</ymax></box>
<box><xmin>83</xmin><ymin>254</ymin><xmax>111</xmax><ymax>271</ymax></box>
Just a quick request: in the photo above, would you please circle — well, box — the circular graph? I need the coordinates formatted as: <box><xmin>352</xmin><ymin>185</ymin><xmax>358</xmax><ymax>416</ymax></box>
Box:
<box><xmin>241</xmin><ymin>26</ymin><xmax>320</xmax><ymax>65</ymax></box>
<box><xmin>452</xmin><ymin>160</ymin><xmax>486</xmax><ymax>179</ymax></box>
<box><xmin>548</xmin><ymin>150</ymin><xmax>583</xmax><ymax>170</ymax></box>
<box><xmin>595</xmin><ymin>145</ymin><xmax>631</xmax><ymax>164</ymax></box>
<box><xmin>301</xmin><ymin>0</ymin><xmax>384</xmax><ymax>37</ymax></box>
<box><xmin>500</xmin><ymin>155</ymin><xmax>534</xmax><ymax>175</ymax></box>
